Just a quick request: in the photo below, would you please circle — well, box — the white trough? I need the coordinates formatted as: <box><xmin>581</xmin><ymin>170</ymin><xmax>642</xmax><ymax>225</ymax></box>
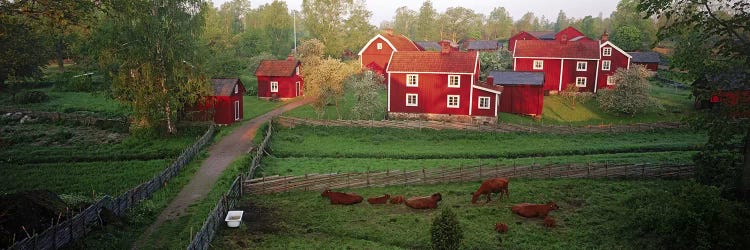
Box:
<box><xmin>225</xmin><ymin>210</ymin><xmax>244</xmax><ymax>228</ymax></box>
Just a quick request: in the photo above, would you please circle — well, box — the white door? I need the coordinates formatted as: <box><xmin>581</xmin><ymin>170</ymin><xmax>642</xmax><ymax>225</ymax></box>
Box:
<box><xmin>296</xmin><ymin>81</ymin><xmax>300</xmax><ymax>96</ymax></box>
<box><xmin>234</xmin><ymin>100</ymin><xmax>240</xmax><ymax>121</ymax></box>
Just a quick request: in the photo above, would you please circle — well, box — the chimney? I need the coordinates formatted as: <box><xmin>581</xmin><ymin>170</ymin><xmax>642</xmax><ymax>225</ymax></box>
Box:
<box><xmin>439</xmin><ymin>40</ymin><xmax>451</xmax><ymax>54</ymax></box>
<box><xmin>600</xmin><ymin>31</ymin><xmax>609</xmax><ymax>42</ymax></box>
<box><xmin>487</xmin><ymin>76</ymin><xmax>494</xmax><ymax>85</ymax></box>
<box><xmin>287</xmin><ymin>54</ymin><xmax>295</xmax><ymax>61</ymax></box>
<box><xmin>384</xmin><ymin>28</ymin><xmax>394</xmax><ymax>36</ymax></box>
<box><xmin>560</xmin><ymin>34</ymin><xmax>568</xmax><ymax>44</ymax></box>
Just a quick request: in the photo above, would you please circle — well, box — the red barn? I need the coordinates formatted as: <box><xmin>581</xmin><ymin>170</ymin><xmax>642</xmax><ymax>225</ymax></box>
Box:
<box><xmin>554</xmin><ymin>26</ymin><xmax>592</xmax><ymax>42</ymax></box>
<box><xmin>255</xmin><ymin>57</ymin><xmax>304</xmax><ymax>99</ymax></box>
<box><xmin>508</xmin><ymin>31</ymin><xmax>554</xmax><ymax>52</ymax></box>
<box><xmin>386</xmin><ymin>41</ymin><xmax>503</xmax><ymax>124</ymax></box>
<box><xmin>209</xmin><ymin>78</ymin><xmax>245</xmax><ymax>125</ymax></box>
<box><xmin>358</xmin><ymin>29</ymin><xmax>421</xmax><ymax>76</ymax></box>
<box><xmin>628</xmin><ymin>52</ymin><xmax>660</xmax><ymax>72</ymax></box>
<box><xmin>489</xmin><ymin>71</ymin><xmax>545</xmax><ymax>116</ymax></box>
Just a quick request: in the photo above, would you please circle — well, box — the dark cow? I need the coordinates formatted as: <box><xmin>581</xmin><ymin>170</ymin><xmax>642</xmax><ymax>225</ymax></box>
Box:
<box><xmin>511</xmin><ymin>202</ymin><xmax>559</xmax><ymax>218</ymax></box>
<box><xmin>472</xmin><ymin>178</ymin><xmax>509</xmax><ymax>204</ymax></box>
<box><xmin>495</xmin><ymin>222</ymin><xmax>509</xmax><ymax>233</ymax></box>
<box><xmin>321</xmin><ymin>189</ymin><xmax>363</xmax><ymax>205</ymax></box>
<box><xmin>367</xmin><ymin>194</ymin><xmax>390</xmax><ymax>204</ymax></box>
<box><xmin>543</xmin><ymin>216</ymin><xmax>556</xmax><ymax>228</ymax></box>
<box><xmin>389</xmin><ymin>195</ymin><xmax>405</xmax><ymax>204</ymax></box>
<box><xmin>404</xmin><ymin>193</ymin><xmax>442</xmax><ymax>209</ymax></box>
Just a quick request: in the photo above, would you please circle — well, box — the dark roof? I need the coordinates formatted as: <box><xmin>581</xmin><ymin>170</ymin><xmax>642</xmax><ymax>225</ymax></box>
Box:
<box><xmin>255</xmin><ymin>59</ymin><xmax>300</xmax><ymax>76</ymax></box>
<box><xmin>527</xmin><ymin>31</ymin><xmax>555</xmax><ymax>40</ymax></box>
<box><xmin>414</xmin><ymin>41</ymin><xmax>442</xmax><ymax>51</ymax></box>
<box><xmin>629</xmin><ymin>52</ymin><xmax>661</xmax><ymax>63</ymax></box>
<box><xmin>387</xmin><ymin>51</ymin><xmax>478</xmax><ymax>73</ymax></box>
<box><xmin>211</xmin><ymin>78</ymin><xmax>242</xmax><ymax>96</ymax></box>
<box><xmin>514</xmin><ymin>40</ymin><xmax>600</xmax><ymax>59</ymax></box>
<box><xmin>466</xmin><ymin>40</ymin><xmax>499</xmax><ymax>50</ymax></box>
<box><xmin>488</xmin><ymin>71</ymin><xmax>544</xmax><ymax>86</ymax></box>
<box><xmin>694</xmin><ymin>71</ymin><xmax>750</xmax><ymax>91</ymax></box>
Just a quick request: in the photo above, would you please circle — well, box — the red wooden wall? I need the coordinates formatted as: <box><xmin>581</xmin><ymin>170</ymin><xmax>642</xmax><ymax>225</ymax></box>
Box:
<box><xmin>508</xmin><ymin>32</ymin><xmax>539</xmax><ymax>52</ymax></box>
<box><xmin>498</xmin><ymin>85</ymin><xmax>544</xmax><ymax>116</ymax></box>
<box><xmin>257</xmin><ymin>75</ymin><xmax>304</xmax><ymax>98</ymax></box>
<box><xmin>389</xmin><ymin>73</ymin><xmax>472</xmax><ymax>115</ymax></box>
<box><xmin>361</xmin><ymin>37</ymin><xmax>395</xmax><ymax>76</ymax></box>
<box><xmin>597</xmin><ymin>45</ymin><xmax>631</xmax><ymax>91</ymax></box>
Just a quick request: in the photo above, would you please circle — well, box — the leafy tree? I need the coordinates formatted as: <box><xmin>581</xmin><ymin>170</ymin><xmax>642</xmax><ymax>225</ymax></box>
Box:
<box><xmin>611</xmin><ymin>0</ymin><xmax>657</xmax><ymax>48</ymax></box>
<box><xmin>431</xmin><ymin>207</ymin><xmax>463</xmax><ymax>250</ymax></box>
<box><xmin>302</xmin><ymin>0</ymin><xmax>373</xmax><ymax>57</ymax></box>
<box><xmin>0</xmin><ymin>15</ymin><xmax>49</xmax><ymax>90</ymax></box>
<box><xmin>414</xmin><ymin>0</ymin><xmax>439</xmax><ymax>41</ymax></box>
<box><xmin>346</xmin><ymin>71</ymin><xmax>384</xmax><ymax>120</ymax></box>
<box><xmin>343</xmin><ymin>1</ymin><xmax>376</xmax><ymax>54</ymax></box>
<box><xmin>479</xmin><ymin>50</ymin><xmax>512</xmax><ymax>79</ymax></box>
<box><xmin>248</xmin><ymin>1</ymin><xmax>294</xmax><ymax>57</ymax></box>
<box><xmin>597</xmin><ymin>65</ymin><xmax>658</xmax><ymax>116</ymax></box>
<box><xmin>514</xmin><ymin>12</ymin><xmax>537</xmax><ymax>32</ymax></box>
<box><xmin>554</xmin><ymin>10</ymin><xmax>570</xmax><ymax>32</ymax></box>
<box><xmin>611</xmin><ymin>25</ymin><xmax>642</xmax><ymax>51</ymax></box>
<box><xmin>486</xmin><ymin>7</ymin><xmax>513</xmax><ymax>39</ymax></box>
<box><xmin>560</xmin><ymin>84</ymin><xmax>582</xmax><ymax>109</ymax></box>
<box><xmin>392</xmin><ymin>6</ymin><xmax>417</xmax><ymax>38</ymax></box>
<box><xmin>439</xmin><ymin>7</ymin><xmax>481</xmax><ymax>42</ymax></box>
<box><xmin>296</xmin><ymin>39</ymin><xmax>357</xmax><ymax>118</ymax></box>
<box><xmin>639</xmin><ymin>0</ymin><xmax>750</xmax><ymax>199</ymax></box>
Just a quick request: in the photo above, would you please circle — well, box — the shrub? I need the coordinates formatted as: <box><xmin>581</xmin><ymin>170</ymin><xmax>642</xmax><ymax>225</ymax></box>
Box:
<box><xmin>560</xmin><ymin>84</ymin><xmax>582</xmax><ymax>108</ymax></box>
<box><xmin>597</xmin><ymin>65</ymin><xmax>660</xmax><ymax>116</ymax></box>
<box><xmin>13</xmin><ymin>90</ymin><xmax>49</xmax><ymax>104</ymax></box>
<box><xmin>431</xmin><ymin>207</ymin><xmax>463</xmax><ymax>250</ymax></box>
<box><xmin>693</xmin><ymin>150</ymin><xmax>742</xmax><ymax>197</ymax></box>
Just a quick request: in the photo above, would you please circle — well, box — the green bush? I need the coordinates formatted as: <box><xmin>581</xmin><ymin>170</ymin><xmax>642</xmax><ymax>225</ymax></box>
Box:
<box><xmin>693</xmin><ymin>150</ymin><xmax>742</xmax><ymax>197</ymax></box>
<box><xmin>431</xmin><ymin>207</ymin><xmax>463</xmax><ymax>250</ymax></box>
<box><xmin>13</xmin><ymin>90</ymin><xmax>49</xmax><ymax>104</ymax></box>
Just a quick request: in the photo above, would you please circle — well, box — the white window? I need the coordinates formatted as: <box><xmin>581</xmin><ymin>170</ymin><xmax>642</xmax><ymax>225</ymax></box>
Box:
<box><xmin>234</xmin><ymin>100</ymin><xmax>240</xmax><ymax>120</ymax></box>
<box><xmin>575</xmin><ymin>77</ymin><xmax>587</xmax><ymax>87</ymax></box>
<box><xmin>448</xmin><ymin>75</ymin><xmax>460</xmax><ymax>88</ymax></box>
<box><xmin>377</xmin><ymin>43</ymin><xmax>383</xmax><ymax>50</ymax></box>
<box><xmin>270</xmin><ymin>81</ymin><xmax>279</xmax><ymax>92</ymax></box>
<box><xmin>447</xmin><ymin>95</ymin><xmax>460</xmax><ymax>108</ymax></box>
<box><xmin>233</xmin><ymin>84</ymin><xmax>238</xmax><ymax>94</ymax></box>
<box><xmin>576</xmin><ymin>61</ymin><xmax>587</xmax><ymax>71</ymax></box>
<box><xmin>478</xmin><ymin>96</ymin><xmax>491</xmax><ymax>109</ymax></box>
<box><xmin>406</xmin><ymin>74</ymin><xmax>418</xmax><ymax>87</ymax></box>
<box><xmin>603</xmin><ymin>47</ymin><xmax>612</xmax><ymax>56</ymax></box>
<box><xmin>533</xmin><ymin>60</ymin><xmax>544</xmax><ymax>70</ymax></box>
<box><xmin>602</xmin><ymin>60</ymin><xmax>611</xmax><ymax>71</ymax></box>
<box><xmin>406</xmin><ymin>94</ymin><xmax>418</xmax><ymax>106</ymax></box>
<box><xmin>607</xmin><ymin>76</ymin><xmax>615</xmax><ymax>85</ymax></box>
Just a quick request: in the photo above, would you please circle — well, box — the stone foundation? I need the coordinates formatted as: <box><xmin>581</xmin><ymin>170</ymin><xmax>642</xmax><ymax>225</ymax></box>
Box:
<box><xmin>388</xmin><ymin>112</ymin><xmax>497</xmax><ymax>125</ymax></box>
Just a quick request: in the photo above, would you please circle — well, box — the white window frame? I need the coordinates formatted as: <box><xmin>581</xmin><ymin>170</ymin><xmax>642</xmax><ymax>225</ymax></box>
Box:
<box><xmin>576</xmin><ymin>61</ymin><xmax>587</xmax><ymax>71</ymax></box>
<box><xmin>233</xmin><ymin>84</ymin><xmax>238</xmax><ymax>94</ymax></box>
<box><xmin>478</xmin><ymin>96</ymin><xmax>491</xmax><ymax>110</ymax></box>
<box><xmin>575</xmin><ymin>77</ymin><xmax>587</xmax><ymax>87</ymax></box>
<box><xmin>296</xmin><ymin>66</ymin><xmax>300</xmax><ymax>75</ymax></box>
<box><xmin>377</xmin><ymin>43</ymin><xmax>383</xmax><ymax>50</ymax></box>
<box><xmin>406</xmin><ymin>74</ymin><xmax>418</xmax><ymax>87</ymax></box>
<box><xmin>234</xmin><ymin>100</ymin><xmax>240</xmax><ymax>121</ymax></box>
<box><xmin>533</xmin><ymin>60</ymin><xmax>544</xmax><ymax>70</ymax></box>
<box><xmin>406</xmin><ymin>93</ymin><xmax>418</xmax><ymax>107</ymax></box>
<box><xmin>602</xmin><ymin>60</ymin><xmax>611</xmax><ymax>71</ymax></box>
<box><xmin>607</xmin><ymin>76</ymin><xmax>615</xmax><ymax>85</ymax></box>
<box><xmin>603</xmin><ymin>47</ymin><xmax>612</xmax><ymax>56</ymax></box>
<box><xmin>270</xmin><ymin>81</ymin><xmax>279</xmax><ymax>93</ymax></box>
<box><xmin>447</xmin><ymin>95</ymin><xmax>460</xmax><ymax>108</ymax></box>
<box><xmin>448</xmin><ymin>75</ymin><xmax>460</xmax><ymax>88</ymax></box>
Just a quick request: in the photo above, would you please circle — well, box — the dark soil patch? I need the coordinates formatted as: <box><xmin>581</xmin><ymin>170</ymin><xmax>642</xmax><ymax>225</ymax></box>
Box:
<box><xmin>237</xmin><ymin>201</ymin><xmax>281</xmax><ymax>234</ymax></box>
<box><xmin>0</xmin><ymin>190</ymin><xmax>73</xmax><ymax>248</ymax></box>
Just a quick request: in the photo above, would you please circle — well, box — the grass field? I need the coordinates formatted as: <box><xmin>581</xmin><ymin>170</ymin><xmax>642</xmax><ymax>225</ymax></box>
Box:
<box><xmin>213</xmin><ymin>179</ymin><xmax>748</xmax><ymax>249</ymax></box>
<box><xmin>284</xmin><ymin>88</ymin><xmax>387</xmax><ymax>120</ymax></box>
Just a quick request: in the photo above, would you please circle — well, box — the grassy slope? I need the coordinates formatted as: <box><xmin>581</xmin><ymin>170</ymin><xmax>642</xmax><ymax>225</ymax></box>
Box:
<box><xmin>213</xmin><ymin>179</ymin><xmax>687</xmax><ymax>249</ymax></box>
<box><xmin>0</xmin><ymin>89</ymin><xmax>130</xmax><ymax>118</ymax></box>
<box><xmin>284</xmin><ymin>88</ymin><xmax>387</xmax><ymax>120</ymax></box>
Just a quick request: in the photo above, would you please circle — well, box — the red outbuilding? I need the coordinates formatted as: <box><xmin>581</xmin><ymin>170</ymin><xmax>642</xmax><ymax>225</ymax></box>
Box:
<box><xmin>358</xmin><ymin>28</ymin><xmax>421</xmax><ymax>77</ymax></box>
<box><xmin>489</xmin><ymin>71</ymin><xmax>545</xmax><ymax>116</ymax></box>
<box><xmin>628</xmin><ymin>51</ymin><xmax>660</xmax><ymax>72</ymax></box>
<box><xmin>386</xmin><ymin>41</ymin><xmax>503</xmax><ymax>124</ymax></box>
<box><xmin>207</xmin><ymin>78</ymin><xmax>245</xmax><ymax>125</ymax></box>
<box><xmin>255</xmin><ymin>56</ymin><xmax>304</xmax><ymax>99</ymax></box>
<box><xmin>508</xmin><ymin>31</ymin><xmax>554</xmax><ymax>52</ymax></box>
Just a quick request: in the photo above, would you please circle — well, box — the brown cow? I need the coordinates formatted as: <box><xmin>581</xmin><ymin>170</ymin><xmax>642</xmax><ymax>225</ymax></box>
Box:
<box><xmin>389</xmin><ymin>195</ymin><xmax>405</xmax><ymax>204</ymax></box>
<box><xmin>367</xmin><ymin>194</ymin><xmax>390</xmax><ymax>204</ymax></box>
<box><xmin>471</xmin><ymin>178</ymin><xmax>509</xmax><ymax>204</ymax></box>
<box><xmin>495</xmin><ymin>222</ymin><xmax>508</xmax><ymax>233</ymax></box>
<box><xmin>321</xmin><ymin>189</ymin><xmax>363</xmax><ymax>205</ymax></box>
<box><xmin>404</xmin><ymin>193</ymin><xmax>442</xmax><ymax>209</ymax></box>
<box><xmin>543</xmin><ymin>216</ymin><xmax>556</xmax><ymax>228</ymax></box>
<box><xmin>511</xmin><ymin>202</ymin><xmax>559</xmax><ymax>218</ymax></box>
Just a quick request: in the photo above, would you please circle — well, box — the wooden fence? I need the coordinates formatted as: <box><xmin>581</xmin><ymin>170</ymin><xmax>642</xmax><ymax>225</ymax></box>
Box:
<box><xmin>186</xmin><ymin>122</ymin><xmax>273</xmax><ymax>250</ymax></box>
<box><xmin>244</xmin><ymin>163</ymin><xmax>694</xmax><ymax>195</ymax></box>
<box><xmin>7</xmin><ymin>125</ymin><xmax>216</xmax><ymax>250</ymax></box>
<box><xmin>277</xmin><ymin>116</ymin><xmax>686</xmax><ymax>134</ymax></box>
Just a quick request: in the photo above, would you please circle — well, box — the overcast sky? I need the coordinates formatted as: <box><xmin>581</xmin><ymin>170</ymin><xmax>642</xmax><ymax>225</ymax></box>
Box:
<box><xmin>210</xmin><ymin>0</ymin><xmax>621</xmax><ymax>25</ymax></box>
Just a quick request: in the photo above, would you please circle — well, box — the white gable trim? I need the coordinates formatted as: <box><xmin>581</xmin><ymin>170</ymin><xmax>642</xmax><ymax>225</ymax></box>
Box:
<box><xmin>472</xmin><ymin>84</ymin><xmax>503</xmax><ymax>95</ymax></box>
<box><xmin>514</xmin><ymin>56</ymin><xmax>599</xmax><ymax>61</ymax></box>
<box><xmin>600</xmin><ymin>41</ymin><xmax>632</xmax><ymax>59</ymax></box>
<box><xmin>472</xmin><ymin>52</ymin><xmax>480</xmax><ymax>75</ymax></box>
<box><xmin>358</xmin><ymin>34</ymin><xmax>397</xmax><ymax>56</ymax></box>
<box><xmin>384</xmin><ymin>51</ymin><xmax>396</xmax><ymax>73</ymax></box>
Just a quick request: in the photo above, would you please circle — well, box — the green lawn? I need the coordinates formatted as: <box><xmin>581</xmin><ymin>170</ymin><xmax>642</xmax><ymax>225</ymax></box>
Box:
<box><xmin>0</xmin><ymin>89</ymin><xmax>130</xmax><ymax>118</ymax></box>
<box><xmin>284</xmin><ymin>88</ymin><xmax>387</xmax><ymax>120</ymax></box>
<box><xmin>244</xmin><ymin>95</ymin><xmax>287</xmax><ymax>121</ymax></box>
<box><xmin>213</xmin><ymin>179</ymin><xmax>749</xmax><ymax>249</ymax></box>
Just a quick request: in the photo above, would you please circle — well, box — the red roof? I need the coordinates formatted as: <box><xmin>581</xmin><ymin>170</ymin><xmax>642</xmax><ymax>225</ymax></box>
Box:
<box><xmin>513</xmin><ymin>40</ymin><xmax>600</xmax><ymax>59</ymax></box>
<box><xmin>387</xmin><ymin>51</ymin><xmax>478</xmax><ymax>73</ymax></box>
<box><xmin>255</xmin><ymin>59</ymin><xmax>300</xmax><ymax>76</ymax></box>
<box><xmin>381</xmin><ymin>33</ymin><xmax>420</xmax><ymax>51</ymax></box>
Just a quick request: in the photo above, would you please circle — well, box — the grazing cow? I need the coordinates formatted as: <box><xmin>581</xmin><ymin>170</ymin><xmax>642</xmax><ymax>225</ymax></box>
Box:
<box><xmin>404</xmin><ymin>193</ymin><xmax>442</xmax><ymax>209</ymax></box>
<box><xmin>471</xmin><ymin>178</ymin><xmax>509</xmax><ymax>204</ymax></box>
<box><xmin>321</xmin><ymin>189</ymin><xmax>363</xmax><ymax>205</ymax></box>
<box><xmin>543</xmin><ymin>216</ymin><xmax>556</xmax><ymax>228</ymax></box>
<box><xmin>495</xmin><ymin>222</ymin><xmax>508</xmax><ymax>233</ymax></box>
<box><xmin>367</xmin><ymin>194</ymin><xmax>391</xmax><ymax>204</ymax></box>
<box><xmin>511</xmin><ymin>202</ymin><xmax>559</xmax><ymax>218</ymax></box>
<box><xmin>389</xmin><ymin>195</ymin><xmax>405</xmax><ymax>204</ymax></box>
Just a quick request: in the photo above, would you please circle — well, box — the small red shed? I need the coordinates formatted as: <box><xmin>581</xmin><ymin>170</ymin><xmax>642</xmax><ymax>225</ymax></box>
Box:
<box><xmin>490</xmin><ymin>71</ymin><xmax>545</xmax><ymax>116</ymax></box>
<box><xmin>255</xmin><ymin>57</ymin><xmax>304</xmax><ymax>99</ymax></box>
<box><xmin>628</xmin><ymin>52</ymin><xmax>660</xmax><ymax>72</ymax></box>
<box><xmin>209</xmin><ymin>78</ymin><xmax>245</xmax><ymax>125</ymax></box>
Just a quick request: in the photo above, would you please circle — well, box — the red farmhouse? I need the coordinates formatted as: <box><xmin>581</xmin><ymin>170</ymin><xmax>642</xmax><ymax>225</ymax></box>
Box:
<box><xmin>255</xmin><ymin>57</ymin><xmax>304</xmax><ymax>99</ymax></box>
<box><xmin>489</xmin><ymin>71</ymin><xmax>545</xmax><ymax>116</ymax></box>
<box><xmin>513</xmin><ymin>29</ymin><xmax>630</xmax><ymax>93</ymax></box>
<box><xmin>386</xmin><ymin>42</ymin><xmax>503</xmax><ymax>124</ymax></box>
<box><xmin>208</xmin><ymin>78</ymin><xmax>245</xmax><ymax>125</ymax></box>
<box><xmin>358</xmin><ymin>29</ymin><xmax>421</xmax><ymax>76</ymax></box>
<box><xmin>508</xmin><ymin>31</ymin><xmax>554</xmax><ymax>52</ymax></box>
<box><xmin>628</xmin><ymin>52</ymin><xmax>660</xmax><ymax>72</ymax></box>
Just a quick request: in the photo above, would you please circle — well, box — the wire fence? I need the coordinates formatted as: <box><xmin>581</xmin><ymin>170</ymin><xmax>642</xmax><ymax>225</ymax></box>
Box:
<box><xmin>186</xmin><ymin>122</ymin><xmax>273</xmax><ymax>250</ymax></box>
<box><xmin>6</xmin><ymin>125</ymin><xmax>216</xmax><ymax>250</ymax></box>
<box><xmin>244</xmin><ymin>162</ymin><xmax>694</xmax><ymax>195</ymax></box>
<box><xmin>277</xmin><ymin>116</ymin><xmax>686</xmax><ymax>134</ymax></box>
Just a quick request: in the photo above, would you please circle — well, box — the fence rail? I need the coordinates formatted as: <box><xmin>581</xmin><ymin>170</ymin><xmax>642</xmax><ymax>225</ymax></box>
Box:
<box><xmin>186</xmin><ymin>122</ymin><xmax>273</xmax><ymax>250</ymax></box>
<box><xmin>244</xmin><ymin>163</ymin><xmax>693</xmax><ymax>195</ymax></box>
<box><xmin>277</xmin><ymin>116</ymin><xmax>686</xmax><ymax>134</ymax></box>
<box><xmin>7</xmin><ymin>125</ymin><xmax>216</xmax><ymax>250</ymax></box>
